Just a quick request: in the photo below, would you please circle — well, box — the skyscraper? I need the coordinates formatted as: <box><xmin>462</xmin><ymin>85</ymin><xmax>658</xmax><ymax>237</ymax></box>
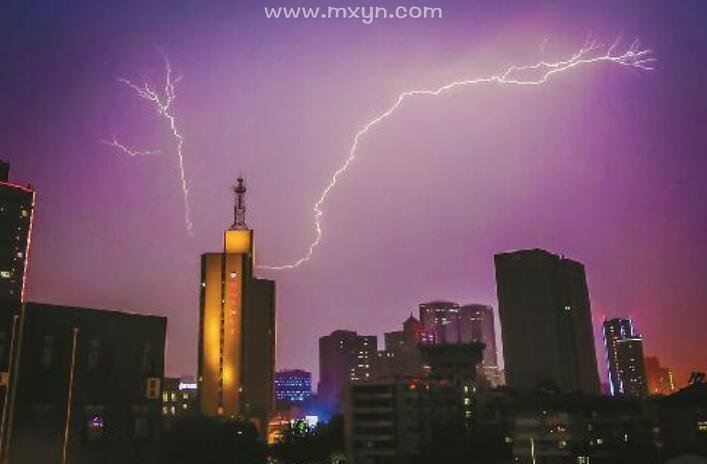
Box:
<box><xmin>318</xmin><ymin>330</ymin><xmax>377</xmax><ymax>412</ymax></box>
<box><xmin>645</xmin><ymin>356</ymin><xmax>675</xmax><ymax>396</ymax></box>
<box><xmin>494</xmin><ymin>249</ymin><xmax>600</xmax><ymax>395</ymax></box>
<box><xmin>460</xmin><ymin>304</ymin><xmax>498</xmax><ymax>367</ymax></box>
<box><xmin>419</xmin><ymin>300</ymin><xmax>461</xmax><ymax>344</ymax></box>
<box><xmin>197</xmin><ymin>177</ymin><xmax>276</xmax><ymax>433</ymax></box>
<box><xmin>0</xmin><ymin>161</ymin><xmax>35</xmax><ymax>304</ymax></box>
<box><xmin>603</xmin><ymin>318</ymin><xmax>648</xmax><ymax>397</ymax></box>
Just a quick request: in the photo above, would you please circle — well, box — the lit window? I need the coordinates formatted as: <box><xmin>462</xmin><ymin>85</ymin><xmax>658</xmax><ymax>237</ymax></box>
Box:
<box><xmin>559</xmin><ymin>440</ymin><xmax>567</xmax><ymax>449</ymax></box>
<box><xmin>0</xmin><ymin>271</ymin><xmax>10</xmax><ymax>279</ymax></box>
<box><xmin>697</xmin><ymin>421</ymin><xmax>707</xmax><ymax>432</ymax></box>
<box><xmin>86</xmin><ymin>415</ymin><xmax>105</xmax><ymax>440</ymax></box>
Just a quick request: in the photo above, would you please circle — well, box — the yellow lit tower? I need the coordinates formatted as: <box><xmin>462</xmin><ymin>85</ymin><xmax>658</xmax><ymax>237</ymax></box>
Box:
<box><xmin>198</xmin><ymin>177</ymin><xmax>276</xmax><ymax>433</ymax></box>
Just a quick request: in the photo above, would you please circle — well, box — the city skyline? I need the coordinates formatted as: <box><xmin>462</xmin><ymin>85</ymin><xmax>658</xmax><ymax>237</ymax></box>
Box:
<box><xmin>2</xmin><ymin>0</ymin><xmax>706</xmax><ymax>387</ymax></box>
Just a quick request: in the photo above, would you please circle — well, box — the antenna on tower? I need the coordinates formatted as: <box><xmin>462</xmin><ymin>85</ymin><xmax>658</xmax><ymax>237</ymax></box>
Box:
<box><xmin>231</xmin><ymin>176</ymin><xmax>247</xmax><ymax>230</ymax></box>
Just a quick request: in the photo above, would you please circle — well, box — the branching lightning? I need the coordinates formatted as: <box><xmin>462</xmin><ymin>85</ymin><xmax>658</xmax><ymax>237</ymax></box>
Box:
<box><xmin>101</xmin><ymin>136</ymin><xmax>161</xmax><ymax>157</ymax></box>
<box><xmin>104</xmin><ymin>57</ymin><xmax>193</xmax><ymax>234</ymax></box>
<box><xmin>259</xmin><ymin>38</ymin><xmax>654</xmax><ymax>270</ymax></box>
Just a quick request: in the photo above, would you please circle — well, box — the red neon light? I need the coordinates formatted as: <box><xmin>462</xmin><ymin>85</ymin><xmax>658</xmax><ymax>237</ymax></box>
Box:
<box><xmin>0</xmin><ymin>180</ymin><xmax>34</xmax><ymax>194</ymax></box>
<box><xmin>20</xmin><ymin>191</ymin><xmax>36</xmax><ymax>303</ymax></box>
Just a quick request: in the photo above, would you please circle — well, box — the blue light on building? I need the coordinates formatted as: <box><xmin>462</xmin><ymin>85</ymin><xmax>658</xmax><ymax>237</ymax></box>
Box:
<box><xmin>275</xmin><ymin>369</ymin><xmax>312</xmax><ymax>402</ymax></box>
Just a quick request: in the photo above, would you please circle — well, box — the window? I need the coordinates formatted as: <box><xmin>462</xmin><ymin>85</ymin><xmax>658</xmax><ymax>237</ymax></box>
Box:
<box><xmin>141</xmin><ymin>343</ymin><xmax>153</xmax><ymax>374</ymax></box>
<box><xmin>87</xmin><ymin>338</ymin><xmax>101</xmax><ymax>370</ymax></box>
<box><xmin>86</xmin><ymin>415</ymin><xmax>105</xmax><ymax>440</ymax></box>
<box><xmin>698</xmin><ymin>421</ymin><xmax>707</xmax><ymax>432</ymax></box>
<box><xmin>42</xmin><ymin>335</ymin><xmax>54</xmax><ymax>369</ymax></box>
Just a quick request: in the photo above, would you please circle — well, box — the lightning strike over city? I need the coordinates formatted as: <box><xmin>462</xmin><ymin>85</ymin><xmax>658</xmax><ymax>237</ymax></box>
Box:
<box><xmin>258</xmin><ymin>38</ymin><xmax>654</xmax><ymax>270</ymax></box>
<box><xmin>104</xmin><ymin>57</ymin><xmax>193</xmax><ymax>234</ymax></box>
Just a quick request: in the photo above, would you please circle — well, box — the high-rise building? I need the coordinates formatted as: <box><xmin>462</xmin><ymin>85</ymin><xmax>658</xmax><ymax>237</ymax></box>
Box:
<box><xmin>494</xmin><ymin>249</ymin><xmax>600</xmax><ymax>395</ymax></box>
<box><xmin>460</xmin><ymin>304</ymin><xmax>498</xmax><ymax>368</ymax></box>
<box><xmin>603</xmin><ymin>318</ymin><xmax>648</xmax><ymax>397</ymax></box>
<box><xmin>419</xmin><ymin>301</ymin><xmax>461</xmax><ymax>344</ymax></box>
<box><xmin>645</xmin><ymin>356</ymin><xmax>675</xmax><ymax>396</ymax></box>
<box><xmin>0</xmin><ymin>302</ymin><xmax>166</xmax><ymax>464</ymax></box>
<box><xmin>0</xmin><ymin>161</ymin><xmax>35</xmax><ymax>304</ymax></box>
<box><xmin>375</xmin><ymin>315</ymin><xmax>425</xmax><ymax>379</ymax></box>
<box><xmin>318</xmin><ymin>330</ymin><xmax>377</xmax><ymax>412</ymax></box>
<box><xmin>197</xmin><ymin>177</ymin><xmax>276</xmax><ymax>434</ymax></box>
<box><xmin>275</xmin><ymin>369</ymin><xmax>312</xmax><ymax>403</ymax></box>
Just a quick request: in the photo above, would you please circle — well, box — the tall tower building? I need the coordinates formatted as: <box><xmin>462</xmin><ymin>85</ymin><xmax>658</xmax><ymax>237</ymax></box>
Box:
<box><xmin>318</xmin><ymin>330</ymin><xmax>377</xmax><ymax>413</ymax></box>
<box><xmin>0</xmin><ymin>161</ymin><xmax>35</xmax><ymax>304</ymax></box>
<box><xmin>494</xmin><ymin>249</ymin><xmax>600</xmax><ymax>395</ymax></box>
<box><xmin>197</xmin><ymin>177</ymin><xmax>276</xmax><ymax>433</ymax></box>
<box><xmin>603</xmin><ymin>318</ymin><xmax>648</xmax><ymax>397</ymax></box>
<box><xmin>645</xmin><ymin>356</ymin><xmax>675</xmax><ymax>396</ymax></box>
<box><xmin>419</xmin><ymin>301</ymin><xmax>461</xmax><ymax>344</ymax></box>
<box><xmin>460</xmin><ymin>304</ymin><xmax>498</xmax><ymax>367</ymax></box>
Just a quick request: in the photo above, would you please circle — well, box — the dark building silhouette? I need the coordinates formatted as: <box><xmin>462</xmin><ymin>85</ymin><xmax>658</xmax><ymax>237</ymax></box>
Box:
<box><xmin>0</xmin><ymin>161</ymin><xmax>35</xmax><ymax>304</ymax></box>
<box><xmin>345</xmin><ymin>377</ymin><xmax>466</xmax><ymax>464</ymax></box>
<box><xmin>0</xmin><ymin>302</ymin><xmax>166</xmax><ymax>464</ymax></box>
<box><xmin>0</xmin><ymin>160</ymin><xmax>8</xmax><ymax>182</ymax></box>
<box><xmin>476</xmin><ymin>391</ymin><xmax>655</xmax><ymax>464</ymax></box>
<box><xmin>374</xmin><ymin>314</ymin><xmax>425</xmax><ymax>379</ymax></box>
<box><xmin>197</xmin><ymin>177</ymin><xmax>275</xmax><ymax>436</ymax></box>
<box><xmin>494</xmin><ymin>249</ymin><xmax>600</xmax><ymax>395</ymax></box>
<box><xmin>346</xmin><ymin>344</ymin><xmax>484</xmax><ymax>463</ymax></box>
<box><xmin>274</xmin><ymin>369</ymin><xmax>312</xmax><ymax>403</ymax></box>
<box><xmin>419</xmin><ymin>343</ymin><xmax>484</xmax><ymax>388</ymax></box>
<box><xmin>658</xmin><ymin>382</ymin><xmax>707</xmax><ymax>457</ymax></box>
<box><xmin>603</xmin><ymin>318</ymin><xmax>648</xmax><ymax>397</ymax></box>
<box><xmin>319</xmin><ymin>330</ymin><xmax>376</xmax><ymax>412</ymax></box>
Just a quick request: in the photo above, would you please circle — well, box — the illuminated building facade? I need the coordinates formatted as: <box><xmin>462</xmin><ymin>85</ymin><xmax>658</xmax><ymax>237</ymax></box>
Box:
<box><xmin>0</xmin><ymin>160</ymin><xmax>35</xmax><ymax>304</ymax></box>
<box><xmin>274</xmin><ymin>369</ymin><xmax>312</xmax><ymax>403</ymax></box>
<box><xmin>162</xmin><ymin>377</ymin><xmax>198</xmax><ymax>422</ymax></box>
<box><xmin>495</xmin><ymin>249</ymin><xmax>600</xmax><ymax>395</ymax></box>
<box><xmin>645</xmin><ymin>356</ymin><xmax>675</xmax><ymax>396</ymax></box>
<box><xmin>197</xmin><ymin>177</ymin><xmax>276</xmax><ymax>434</ymax></box>
<box><xmin>318</xmin><ymin>330</ymin><xmax>377</xmax><ymax>412</ymax></box>
<box><xmin>603</xmin><ymin>318</ymin><xmax>648</xmax><ymax>397</ymax></box>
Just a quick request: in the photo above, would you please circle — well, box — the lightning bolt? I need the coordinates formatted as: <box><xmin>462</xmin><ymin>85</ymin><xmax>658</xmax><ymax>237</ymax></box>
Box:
<box><xmin>101</xmin><ymin>136</ymin><xmax>161</xmax><ymax>157</ymax></box>
<box><xmin>104</xmin><ymin>57</ymin><xmax>193</xmax><ymax>234</ymax></box>
<box><xmin>259</xmin><ymin>38</ymin><xmax>654</xmax><ymax>270</ymax></box>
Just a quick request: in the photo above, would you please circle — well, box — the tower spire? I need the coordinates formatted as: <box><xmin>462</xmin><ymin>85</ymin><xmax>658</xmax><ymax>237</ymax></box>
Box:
<box><xmin>232</xmin><ymin>176</ymin><xmax>247</xmax><ymax>230</ymax></box>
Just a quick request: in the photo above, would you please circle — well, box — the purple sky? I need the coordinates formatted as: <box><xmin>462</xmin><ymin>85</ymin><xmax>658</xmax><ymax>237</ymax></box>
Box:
<box><xmin>2</xmin><ymin>0</ymin><xmax>705</xmax><ymax>387</ymax></box>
